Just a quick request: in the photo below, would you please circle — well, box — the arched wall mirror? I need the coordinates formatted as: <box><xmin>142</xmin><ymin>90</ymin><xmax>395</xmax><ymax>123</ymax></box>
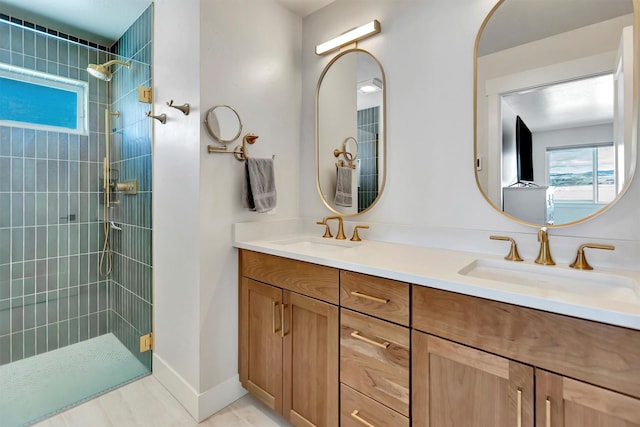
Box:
<box><xmin>475</xmin><ymin>0</ymin><xmax>638</xmax><ymax>227</ymax></box>
<box><xmin>204</xmin><ymin>104</ymin><xmax>243</xmax><ymax>144</ymax></box>
<box><xmin>316</xmin><ymin>49</ymin><xmax>386</xmax><ymax>215</ymax></box>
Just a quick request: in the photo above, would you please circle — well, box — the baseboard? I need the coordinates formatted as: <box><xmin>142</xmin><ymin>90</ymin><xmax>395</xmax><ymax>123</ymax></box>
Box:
<box><xmin>153</xmin><ymin>354</ymin><xmax>247</xmax><ymax>423</ymax></box>
<box><xmin>197</xmin><ymin>374</ymin><xmax>247</xmax><ymax>422</ymax></box>
<box><xmin>152</xmin><ymin>354</ymin><xmax>199</xmax><ymax>419</ymax></box>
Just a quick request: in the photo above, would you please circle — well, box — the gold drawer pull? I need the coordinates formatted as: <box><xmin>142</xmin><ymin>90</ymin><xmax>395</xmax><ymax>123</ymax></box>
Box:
<box><xmin>517</xmin><ymin>388</ymin><xmax>522</xmax><ymax>427</ymax></box>
<box><xmin>351</xmin><ymin>410</ymin><xmax>377</xmax><ymax>427</ymax></box>
<box><xmin>350</xmin><ymin>291</ymin><xmax>389</xmax><ymax>304</ymax></box>
<box><xmin>281</xmin><ymin>304</ymin><xmax>288</xmax><ymax>338</ymax></box>
<box><xmin>350</xmin><ymin>331</ymin><xmax>390</xmax><ymax>349</ymax></box>
<box><xmin>272</xmin><ymin>301</ymin><xmax>280</xmax><ymax>334</ymax></box>
<box><xmin>546</xmin><ymin>398</ymin><xmax>551</xmax><ymax>427</ymax></box>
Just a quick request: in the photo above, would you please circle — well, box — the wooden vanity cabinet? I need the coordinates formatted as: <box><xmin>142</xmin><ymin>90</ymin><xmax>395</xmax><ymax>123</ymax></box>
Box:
<box><xmin>412</xmin><ymin>331</ymin><xmax>534</xmax><ymax>427</ymax></box>
<box><xmin>536</xmin><ymin>370</ymin><xmax>640</xmax><ymax>427</ymax></box>
<box><xmin>412</xmin><ymin>285</ymin><xmax>640</xmax><ymax>427</ymax></box>
<box><xmin>239</xmin><ymin>250</ymin><xmax>640</xmax><ymax>427</ymax></box>
<box><xmin>239</xmin><ymin>250</ymin><xmax>339</xmax><ymax>427</ymax></box>
<box><xmin>239</xmin><ymin>278</ymin><xmax>284</xmax><ymax>413</ymax></box>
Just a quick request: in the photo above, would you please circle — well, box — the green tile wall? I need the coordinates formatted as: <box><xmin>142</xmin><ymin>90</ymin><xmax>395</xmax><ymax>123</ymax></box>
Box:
<box><xmin>357</xmin><ymin>107</ymin><xmax>380</xmax><ymax>212</ymax></box>
<box><xmin>0</xmin><ymin>18</ymin><xmax>111</xmax><ymax>365</ymax></box>
<box><xmin>108</xmin><ymin>6</ymin><xmax>153</xmax><ymax>371</ymax></box>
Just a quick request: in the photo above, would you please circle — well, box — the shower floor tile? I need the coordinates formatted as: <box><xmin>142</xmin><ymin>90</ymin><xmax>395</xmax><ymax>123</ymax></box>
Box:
<box><xmin>0</xmin><ymin>333</ymin><xmax>149</xmax><ymax>427</ymax></box>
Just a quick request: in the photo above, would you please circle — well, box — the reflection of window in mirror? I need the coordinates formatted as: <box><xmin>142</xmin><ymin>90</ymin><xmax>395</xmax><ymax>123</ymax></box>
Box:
<box><xmin>546</xmin><ymin>145</ymin><xmax>615</xmax><ymax>224</ymax></box>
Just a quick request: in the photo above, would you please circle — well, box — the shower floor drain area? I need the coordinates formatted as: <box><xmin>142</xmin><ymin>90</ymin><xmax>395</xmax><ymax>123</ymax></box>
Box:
<box><xmin>0</xmin><ymin>333</ymin><xmax>149</xmax><ymax>427</ymax></box>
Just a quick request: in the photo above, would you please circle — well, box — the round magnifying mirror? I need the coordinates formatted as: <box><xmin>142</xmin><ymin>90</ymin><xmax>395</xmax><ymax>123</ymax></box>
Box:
<box><xmin>316</xmin><ymin>49</ymin><xmax>386</xmax><ymax>216</ymax></box>
<box><xmin>475</xmin><ymin>0</ymin><xmax>637</xmax><ymax>227</ymax></box>
<box><xmin>204</xmin><ymin>105</ymin><xmax>243</xmax><ymax>144</ymax></box>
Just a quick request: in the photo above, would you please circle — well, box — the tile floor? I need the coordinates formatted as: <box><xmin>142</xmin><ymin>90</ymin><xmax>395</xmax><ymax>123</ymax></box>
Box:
<box><xmin>32</xmin><ymin>376</ymin><xmax>292</xmax><ymax>427</ymax></box>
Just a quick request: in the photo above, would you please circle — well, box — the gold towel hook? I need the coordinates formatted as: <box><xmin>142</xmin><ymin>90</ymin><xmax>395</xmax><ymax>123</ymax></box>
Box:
<box><xmin>166</xmin><ymin>100</ymin><xmax>190</xmax><ymax>115</ymax></box>
<box><xmin>146</xmin><ymin>111</ymin><xmax>166</xmax><ymax>124</ymax></box>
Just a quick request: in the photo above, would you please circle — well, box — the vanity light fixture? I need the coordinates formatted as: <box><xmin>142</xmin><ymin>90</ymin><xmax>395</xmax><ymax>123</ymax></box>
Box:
<box><xmin>315</xmin><ymin>20</ymin><xmax>381</xmax><ymax>55</ymax></box>
<box><xmin>357</xmin><ymin>78</ymin><xmax>382</xmax><ymax>94</ymax></box>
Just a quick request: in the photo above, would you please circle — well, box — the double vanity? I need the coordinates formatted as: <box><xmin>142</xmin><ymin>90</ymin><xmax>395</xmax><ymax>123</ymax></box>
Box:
<box><xmin>235</xmin><ymin>0</ymin><xmax>640</xmax><ymax>425</ymax></box>
<box><xmin>235</xmin><ymin>224</ymin><xmax>640</xmax><ymax>427</ymax></box>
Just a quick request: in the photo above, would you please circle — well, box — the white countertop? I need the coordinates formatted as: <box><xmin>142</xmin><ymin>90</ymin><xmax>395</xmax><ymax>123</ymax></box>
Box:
<box><xmin>234</xmin><ymin>232</ymin><xmax>640</xmax><ymax>331</ymax></box>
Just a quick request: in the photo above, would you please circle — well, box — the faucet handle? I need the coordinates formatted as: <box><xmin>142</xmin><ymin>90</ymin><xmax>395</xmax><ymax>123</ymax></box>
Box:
<box><xmin>570</xmin><ymin>243</ymin><xmax>615</xmax><ymax>270</ymax></box>
<box><xmin>490</xmin><ymin>236</ymin><xmax>523</xmax><ymax>262</ymax></box>
<box><xmin>350</xmin><ymin>225</ymin><xmax>370</xmax><ymax>242</ymax></box>
<box><xmin>316</xmin><ymin>220</ymin><xmax>333</xmax><ymax>238</ymax></box>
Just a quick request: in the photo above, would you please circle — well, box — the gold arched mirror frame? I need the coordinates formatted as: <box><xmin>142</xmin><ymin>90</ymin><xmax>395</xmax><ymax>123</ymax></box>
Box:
<box><xmin>315</xmin><ymin>48</ymin><xmax>387</xmax><ymax>216</ymax></box>
<box><xmin>474</xmin><ymin>0</ymin><xmax>639</xmax><ymax>228</ymax></box>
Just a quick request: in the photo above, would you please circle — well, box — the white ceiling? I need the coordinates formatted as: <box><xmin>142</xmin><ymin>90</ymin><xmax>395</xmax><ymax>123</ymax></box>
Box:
<box><xmin>276</xmin><ymin>0</ymin><xmax>335</xmax><ymax>17</ymax></box>
<box><xmin>0</xmin><ymin>0</ymin><xmax>333</xmax><ymax>46</ymax></box>
<box><xmin>478</xmin><ymin>0</ymin><xmax>633</xmax><ymax>56</ymax></box>
<box><xmin>502</xmin><ymin>75</ymin><xmax>614</xmax><ymax>132</ymax></box>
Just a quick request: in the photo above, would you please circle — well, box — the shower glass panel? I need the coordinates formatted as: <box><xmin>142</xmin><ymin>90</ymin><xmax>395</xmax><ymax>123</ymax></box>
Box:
<box><xmin>0</xmin><ymin>6</ymin><xmax>153</xmax><ymax>426</ymax></box>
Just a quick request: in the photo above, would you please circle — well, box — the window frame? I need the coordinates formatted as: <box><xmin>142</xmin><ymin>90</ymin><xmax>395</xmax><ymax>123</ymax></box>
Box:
<box><xmin>0</xmin><ymin>62</ymin><xmax>89</xmax><ymax>135</ymax></box>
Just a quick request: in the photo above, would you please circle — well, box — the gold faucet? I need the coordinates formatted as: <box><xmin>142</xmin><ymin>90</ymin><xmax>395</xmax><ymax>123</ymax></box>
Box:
<box><xmin>535</xmin><ymin>227</ymin><xmax>555</xmax><ymax>265</ymax></box>
<box><xmin>321</xmin><ymin>216</ymin><xmax>346</xmax><ymax>240</ymax></box>
<box><xmin>570</xmin><ymin>243</ymin><xmax>615</xmax><ymax>270</ymax></box>
<box><xmin>350</xmin><ymin>225</ymin><xmax>369</xmax><ymax>242</ymax></box>
<box><xmin>490</xmin><ymin>235</ymin><xmax>523</xmax><ymax>261</ymax></box>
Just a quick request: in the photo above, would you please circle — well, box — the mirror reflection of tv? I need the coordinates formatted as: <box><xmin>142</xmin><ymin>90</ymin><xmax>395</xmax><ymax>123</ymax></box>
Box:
<box><xmin>516</xmin><ymin>116</ymin><xmax>534</xmax><ymax>183</ymax></box>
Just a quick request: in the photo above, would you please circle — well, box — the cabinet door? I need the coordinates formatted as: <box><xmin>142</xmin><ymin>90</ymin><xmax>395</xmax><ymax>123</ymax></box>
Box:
<box><xmin>283</xmin><ymin>291</ymin><xmax>339</xmax><ymax>427</ymax></box>
<box><xmin>536</xmin><ymin>369</ymin><xmax>640</xmax><ymax>427</ymax></box>
<box><xmin>412</xmin><ymin>331</ymin><xmax>534</xmax><ymax>427</ymax></box>
<box><xmin>239</xmin><ymin>278</ymin><xmax>283</xmax><ymax>413</ymax></box>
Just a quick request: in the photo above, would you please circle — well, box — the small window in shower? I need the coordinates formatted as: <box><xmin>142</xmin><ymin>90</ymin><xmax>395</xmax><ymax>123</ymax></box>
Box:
<box><xmin>0</xmin><ymin>63</ymin><xmax>88</xmax><ymax>134</ymax></box>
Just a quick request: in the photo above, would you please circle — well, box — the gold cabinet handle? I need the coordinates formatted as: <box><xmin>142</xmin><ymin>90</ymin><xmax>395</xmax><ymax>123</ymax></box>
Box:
<box><xmin>546</xmin><ymin>398</ymin><xmax>551</xmax><ymax>427</ymax></box>
<box><xmin>350</xmin><ymin>410</ymin><xmax>377</xmax><ymax>427</ymax></box>
<box><xmin>517</xmin><ymin>388</ymin><xmax>522</xmax><ymax>427</ymax></box>
<box><xmin>272</xmin><ymin>301</ymin><xmax>280</xmax><ymax>334</ymax></box>
<box><xmin>350</xmin><ymin>291</ymin><xmax>389</xmax><ymax>304</ymax></box>
<box><xmin>350</xmin><ymin>331</ymin><xmax>390</xmax><ymax>349</ymax></box>
<box><xmin>281</xmin><ymin>304</ymin><xmax>287</xmax><ymax>337</ymax></box>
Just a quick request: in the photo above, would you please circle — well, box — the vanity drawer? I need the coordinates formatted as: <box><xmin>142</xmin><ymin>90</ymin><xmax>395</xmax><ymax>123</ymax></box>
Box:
<box><xmin>340</xmin><ymin>384</ymin><xmax>409</xmax><ymax>427</ymax></box>
<box><xmin>340</xmin><ymin>309</ymin><xmax>410</xmax><ymax>416</ymax></box>
<box><xmin>340</xmin><ymin>271</ymin><xmax>410</xmax><ymax>326</ymax></box>
<box><xmin>240</xmin><ymin>249</ymin><xmax>339</xmax><ymax>304</ymax></box>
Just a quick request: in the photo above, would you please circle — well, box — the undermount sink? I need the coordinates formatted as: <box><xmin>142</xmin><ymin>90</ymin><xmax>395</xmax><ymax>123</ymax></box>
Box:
<box><xmin>270</xmin><ymin>236</ymin><xmax>359</xmax><ymax>249</ymax></box>
<box><xmin>459</xmin><ymin>258</ymin><xmax>640</xmax><ymax>303</ymax></box>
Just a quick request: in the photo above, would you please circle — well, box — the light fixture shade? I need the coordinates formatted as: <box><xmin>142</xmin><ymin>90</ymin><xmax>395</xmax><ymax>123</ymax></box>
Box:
<box><xmin>315</xmin><ymin>20</ymin><xmax>381</xmax><ymax>55</ymax></box>
<box><xmin>357</xmin><ymin>78</ymin><xmax>382</xmax><ymax>94</ymax></box>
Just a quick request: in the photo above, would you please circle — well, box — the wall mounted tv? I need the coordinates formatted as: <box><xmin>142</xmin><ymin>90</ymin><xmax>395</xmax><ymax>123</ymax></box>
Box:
<box><xmin>516</xmin><ymin>115</ymin><xmax>534</xmax><ymax>183</ymax></box>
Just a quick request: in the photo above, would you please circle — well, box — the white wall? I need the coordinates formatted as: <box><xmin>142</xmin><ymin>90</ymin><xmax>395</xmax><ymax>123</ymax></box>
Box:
<box><xmin>301</xmin><ymin>0</ymin><xmax>640</xmax><ymax>243</ymax></box>
<box><xmin>153</xmin><ymin>0</ymin><xmax>202</xmax><ymax>400</ymax></box>
<box><xmin>154</xmin><ymin>0</ymin><xmax>302</xmax><ymax>420</ymax></box>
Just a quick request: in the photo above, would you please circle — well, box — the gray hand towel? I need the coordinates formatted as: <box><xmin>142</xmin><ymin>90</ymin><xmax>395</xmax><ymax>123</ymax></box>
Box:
<box><xmin>334</xmin><ymin>166</ymin><xmax>352</xmax><ymax>207</ymax></box>
<box><xmin>243</xmin><ymin>158</ymin><xmax>277</xmax><ymax>213</ymax></box>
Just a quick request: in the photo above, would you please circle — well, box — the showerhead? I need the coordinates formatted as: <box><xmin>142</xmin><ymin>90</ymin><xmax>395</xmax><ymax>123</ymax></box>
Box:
<box><xmin>86</xmin><ymin>59</ymin><xmax>131</xmax><ymax>81</ymax></box>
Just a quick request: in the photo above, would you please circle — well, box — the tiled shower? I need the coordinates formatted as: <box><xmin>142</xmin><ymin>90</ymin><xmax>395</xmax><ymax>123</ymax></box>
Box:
<box><xmin>0</xmin><ymin>5</ymin><xmax>153</xmax><ymax>422</ymax></box>
<box><xmin>357</xmin><ymin>106</ymin><xmax>380</xmax><ymax>212</ymax></box>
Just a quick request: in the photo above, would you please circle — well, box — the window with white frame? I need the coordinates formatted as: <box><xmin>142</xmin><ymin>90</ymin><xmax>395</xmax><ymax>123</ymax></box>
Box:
<box><xmin>0</xmin><ymin>63</ymin><xmax>88</xmax><ymax>134</ymax></box>
<box><xmin>547</xmin><ymin>144</ymin><xmax>615</xmax><ymax>203</ymax></box>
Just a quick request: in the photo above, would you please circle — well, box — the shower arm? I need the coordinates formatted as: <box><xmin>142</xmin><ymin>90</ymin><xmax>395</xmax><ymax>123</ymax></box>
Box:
<box><xmin>102</xmin><ymin>59</ymin><xmax>130</xmax><ymax>68</ymax></box>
